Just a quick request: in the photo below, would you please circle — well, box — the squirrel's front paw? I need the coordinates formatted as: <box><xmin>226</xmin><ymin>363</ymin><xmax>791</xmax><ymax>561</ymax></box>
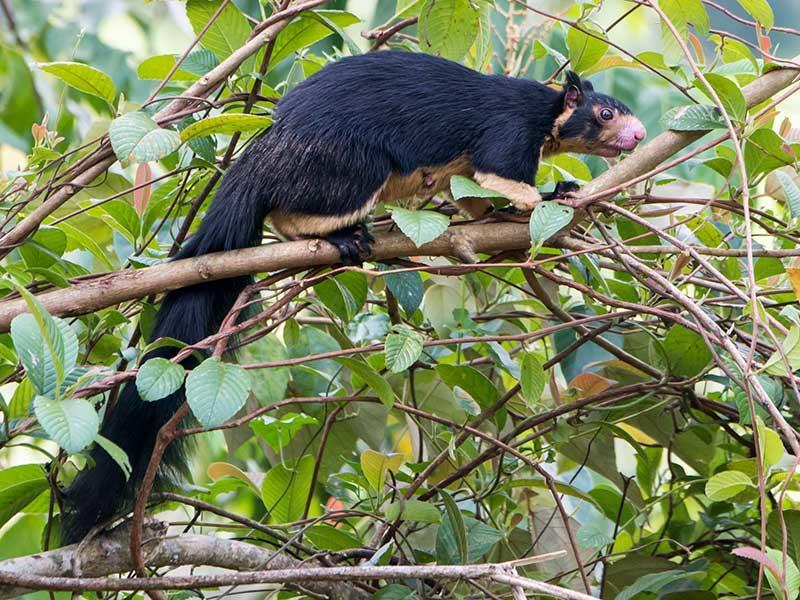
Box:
<box><xmin>542</xmin><ymin>180</ymin><xmax>581</xmax><ymax>201</ymax></box>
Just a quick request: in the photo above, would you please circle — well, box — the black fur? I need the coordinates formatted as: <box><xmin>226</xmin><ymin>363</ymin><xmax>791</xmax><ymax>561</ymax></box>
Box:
<box><xmin>61</xmin><ymin>52</ymin><xmax>637</xmax><ymax>544</ymax></box>
<box><xmin>61</xmin><ymin>142</ymin><xmax>271</xmax><ymax>543</ymax></box>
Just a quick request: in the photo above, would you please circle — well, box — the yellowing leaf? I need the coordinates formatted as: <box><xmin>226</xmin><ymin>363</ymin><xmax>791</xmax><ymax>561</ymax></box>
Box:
<box><xmin>360</xmin><ymin>449</ymin><xmax>404</xmax><ymax>492</ymax></box>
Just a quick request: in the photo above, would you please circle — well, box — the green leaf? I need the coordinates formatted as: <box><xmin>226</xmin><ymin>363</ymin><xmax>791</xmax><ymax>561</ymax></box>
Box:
<box><xmin>373</xmin><ymin>585</ymin><xmax>419</xmax><ymax>600</ymax></box>
<box><xmin>179</xmin><ymin>114</ymin><xmax>272</xmax><ymax>143</ymax></box>
<box><xmin>39</xmin><ymin>61</ymin><xmax>116</xmax><ymax>104</ymax></box>
<box><xmin>185</xmin><ymin>357</ymin><xmax>250</xmax><ymax>427</ymax></box>
<box><xmin>450</xmin><ymin>175</ymin><xmax>504</xmax><ymax>200</ymax></box>
<box><xmin>314</xmin><ymin>271</ymin><xmax>368</xmax><ymax>322</ymax></box>
<box><xmin>660</xmin><ymin>0</ymin><xmax>709</xmax><ymax>35</ymax></box>
<box><xmin>763</xmin><ymin>326</ymin><xmax>800</xmax><ymax>377</ymax></box>
<box><xmin>0</xmin><ymin>464</ymin><xmax>48</xmax><ymax>529</ymax></box>
<box><xmin>337</xmin><ymin>357</ymin><xmax>396</xmax><ymax>408</ymax></box>
<box><xmin>360</xmin><ymin>449</ymin><xmax>404</xmax><ymax>492</ymax></box>
<box><xmin>419</xmin><ymin>0</ymin><xmax>481</xmax><ymax>62</ymax></box>
<box><xmin>260</xmin><ymin>455</ymin><xmax>316</xmax><ymax>523</ymax></box>
<box><xmin>34</xmin><ymin>397</ymin><xmax>99</xmax><ymax>454</ymax></box>
<box><xmin>435</xmin><ymin>364</ymin><xmax>499</xmax><ymax>409</ymax></box>
<box><xmin>664</xmin><ymin>325</ymin><xmax>711</xmax><ymax>378</ymax></box>
<box><xmin>19</xmin><ymin>227</ymin><xmax>67</xmax><ymax>269</ymax></box>
<box><xmin>305</xmin><ymin>10</ymin><xmax>363</xmax><ymax>57</ymax></box>
<box><xmin>617</xmin><ymin>570</ymin><xmax>702</xmax><ymax>600</ymax></box>
<box><xmin>57</xmin><ymin>222</ymin><xmax>114</xmax><ymax>269</ymax></box>
<box><xmin>519</xmin><ymin>353</ymin><xmax>545</xmax><ymax>407</ymax></box>
<box><xmin>305</xmin><ymin>523</ymin><xmax>362</xmax><ymax>551</ymax></box>
<box><xmin>697</xmin><ymin>73</ymin><xmax>746</xmax><ymax>121</ymax></box>
<box><xmin>240</xmin><ymin>335</ymin><xmax>290</xmax><ymax>404</ymax></box>
<box><xmin>745</xmin><ymin>128</ymin><xmax>794</xmax><ymax>177</ymax></box>
<box><xmin>662</xmin><ymin>104</ymin><xmax>725</xmax><ymax>131</ymax></box>
<box><xmin>385</xmin><ymin>499</ymin><xmax>442</xmax><ymax>523</ymax></box>
<box><xmin>439</xmin><ymin>491</ymin><xmax>467</xmax><ymax>564</ymax></box>
<box><xmin>529</xmin><ymin>201</ymin><xmax>573</xmax><ymax>249</ymax></box>
<box><xmin>183</xmin><ymin>49</ymin><xmax>220</xmax><ymax>75</ymax></box>
<box><xmin>385</xmin><ymin>325</ymin><xmax>424</xmax><ymax>373</ymax></box>
<box><xmin>436</xmin><ymin>514</ymin><xmax>503</xmax><ymax>564</ymax></box>
<box><xmin>269</xmin><ymin>11</ymin><xmax>361</xmax><ymax>69</ymax></box>
<box><xmin>755</xmin><ymin>417</ymin><xmax>783</xmax><ymax>468</ymax></box>
<box><xmin>109</xmin><ymin>111</ymin><xmax>181</xmax><ymax>165</ymax></box>
<box><xmin>775</xmin><ymin>170</ymin><xmax>800</xmax><ymax>218</ymax></box>
<box><xmin>566</xmin><ymin>25</ymin><xmax>608</xmax><ymax>73</ymax></box>
<box><xmin>250</xmin><ymin>412</ymin><xmax>318</xmax><ymax>453</ymax></box>
<box><xmin>94</xmin><ymin>435</ymin><xmax>132</xmax><ymax>481</ymax></box>
<box><xmin>576</xmin><ymin>523</ymin><xmax>613</xmax><ymax>549</ymax></box>
<box><xmin>136</xmin><ymin>357</ymin><xmax>185</xmax><ymax>402</ymax></box>
<box><xmin>736</xmin><ymin>0</ymin><xmax>774</xmax><ymax>30</ymax></box>
<box><xmin>383</xmin><ymin>268</ymin><xmax>424</xmax><ymax>316</ymax></box>
<box><xmin>186</xmin><ymin>0</ymin><xmax>251</xmax><ymax>61</ymax></box>
<box><xmin>705</xmin><ymin>470</ymin><xmax>755</xmax><ymax>501</ymax></box>
<box><xmin>391</xmin><ymin>208</ymin><xmax>450</xmax><ymax>247</ymax></box>
<box><xmin>10</xmin><ymin>309</ymin><xmax>77</xmax><ymax>398</ymax></box>
<box><xmin>137</xmin><ymin>54</ymin><xmax>198</xmax><ymax>81</ymax></box>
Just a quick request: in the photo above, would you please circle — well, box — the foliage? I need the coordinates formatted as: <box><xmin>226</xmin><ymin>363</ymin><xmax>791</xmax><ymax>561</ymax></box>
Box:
<box><xmin>0</xmin><ymin>0</ymin><xmax>800</xmax><ymax>598</ymax></box>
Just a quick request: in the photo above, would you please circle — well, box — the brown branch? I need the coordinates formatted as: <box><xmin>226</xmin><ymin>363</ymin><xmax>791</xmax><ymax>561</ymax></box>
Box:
<box><xmin>0</xmin><ymin>531</ymin><xmax>592</xmax><ymax>599</ymax></box>
<box><xmin>0</xmin><ymin>221</ymin><xmax>530</xmax><ymax>330</ymax></box>
<box><xmin>0</xmin><ymin>521</ymin><xmax>367</xmax><ymax>600</ymax></box>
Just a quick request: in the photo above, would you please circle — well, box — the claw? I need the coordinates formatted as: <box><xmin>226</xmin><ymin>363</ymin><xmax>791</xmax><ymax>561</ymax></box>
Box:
<box><xmin>324</xmin><ymin>223</ymin><xmax>373</xmax><ymax>266</ymax></box>
<box><xmin>542</xmin><ymin>180</ymin><xmax>581</xmax><ymax>201</ymax></box>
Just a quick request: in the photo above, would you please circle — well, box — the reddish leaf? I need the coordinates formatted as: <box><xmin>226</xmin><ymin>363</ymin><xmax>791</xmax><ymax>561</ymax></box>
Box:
<box><xmin>688</xmin><ymin>33</ymin><xmax>705</xmax><ymax>64</ymax></box>
<box><xmin>568</xmin><ymin>372</ymin><xmax>614</xmax><ymax>398</ymax></box>
<box><xmin>133</xmin><ymin>162</ymin><xmax>152</xmax><ymax>215</ymax></box>
<box><xmin>758</xmin><ymin>30</ymin><xmax>772</xmax><ymax>53</ymax></box>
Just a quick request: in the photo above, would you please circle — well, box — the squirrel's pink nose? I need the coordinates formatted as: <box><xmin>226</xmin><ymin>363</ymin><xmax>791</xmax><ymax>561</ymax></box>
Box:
<box><xmin>632</xmin><ymin>121</ymin><xmax>647</xmax><ymax>142</ymax></box>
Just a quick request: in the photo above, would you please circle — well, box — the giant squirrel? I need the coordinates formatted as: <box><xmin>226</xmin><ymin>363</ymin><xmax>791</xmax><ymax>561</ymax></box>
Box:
<box><xmin>61</xmin><ymin>50</ymin><xmax>646</xmax><ymax>543</ymax></box>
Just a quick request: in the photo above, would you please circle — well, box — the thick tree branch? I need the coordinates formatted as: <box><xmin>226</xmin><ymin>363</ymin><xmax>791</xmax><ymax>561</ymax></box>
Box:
<box><xmin>0</xmin><ymin>222</ymin><xmax>530</xmax><ymax>330</ymax></box>
<box><xmin>0</xmin><ymin>522</ymin><xmax>589</xmax><ymax>599</ymax></box>
<box><xmin>0</xmin><ymin>521</ymin><xmax>368</xmax><ymax>600</ymax></box>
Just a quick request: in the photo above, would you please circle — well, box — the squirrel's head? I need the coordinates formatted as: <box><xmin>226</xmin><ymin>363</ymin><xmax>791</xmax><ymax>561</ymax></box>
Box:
<box><xmin>552</xmin><ymin>71</ymin><xmax>646</xmax><ymax>158</ymax></box>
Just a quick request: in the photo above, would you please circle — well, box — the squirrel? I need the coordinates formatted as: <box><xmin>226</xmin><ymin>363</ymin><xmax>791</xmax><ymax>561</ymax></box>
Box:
<box><xmin>61</xmin><ymin>50</ymin><xmax>646</xmax><ymax>544</ymax></box>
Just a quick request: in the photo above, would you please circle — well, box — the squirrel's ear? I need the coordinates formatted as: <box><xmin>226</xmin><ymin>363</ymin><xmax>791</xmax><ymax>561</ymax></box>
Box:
<box><xmin>582</xmin><ymin>79</ymin><xmax>594</xmax><ymax>92</ymax></box>
<box><xmin>563</xmin><ymin>71</ymin><xmax>584</xmax><ymax>110</ymax></box>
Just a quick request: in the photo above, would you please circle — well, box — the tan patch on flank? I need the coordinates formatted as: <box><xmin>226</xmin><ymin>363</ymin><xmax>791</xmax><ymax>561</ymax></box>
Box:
<box><xmin>379</xmin><ymin>155</ymin><xmax>474</xmax><ymax>204</ymax></box>
<box><xmin>270</xmin><ymin>156</ymin><xmax>476</xmax><ymax>238</ymax></box>
<box><xmin>473</xmin><ymin>172</ymin><xmax>541</xmax><ymax>210</ymax></box>
<box><xmin>270</xmin><ymin>194</ymin><xmax>379</xmax><ymax>237</ymax></box>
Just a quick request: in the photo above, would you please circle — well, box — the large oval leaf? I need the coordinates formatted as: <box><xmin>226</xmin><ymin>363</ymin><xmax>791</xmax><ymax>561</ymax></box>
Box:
<box><xmin>705</xmin><ymin>470</ymin><xmax>754</xmax><ymax>501</ymax></box>
<box><xmin>566</xmin><ymin>26</ymin><xmax>608</xmax><ymax>73</ymax></box>
<box><xmin>34</xmin><ymin>397</ymin><xmax>99</xmax><ymax>454</ymax></box>
<box><xmin>529</xmin><ymin>201</ymin><xmax>573</xmax><ymax>249</ymax></box>
<box><xmin>136</xmin><ymin>357</ymin><xmax>185</xmax><ymax>402</ymax></box>
<box><xmin>391</xmin><ymin>208</ymin><xmax>450</xmax><ymax>247</ymax></box>
<box><xmin>39</xmin><ymin>61</ymin><xmax>115</xmax><ymax>103</ymax></box>
<box><xmin>185</xmin><ymin>357</ymin><xmax>250</xmax><ymax>427</ymax></box>
<box><xmin>109</xmin><ymin>111</ymin><xmax>181</xmax><ymax>165</ymax></box>
<box><xmin>384</xmin><ymin>325</ymin><xmax>424</xmax><ymax>373</ymax></box>
<box><xmin>186</xmin><ymin>0</ymin><xmax>251</xmax><ymax>61</ymax></box>
<box><xmin>419</xmin><ymin>0</ymin><xmax>480</xmax><ymax>62</ymax></box>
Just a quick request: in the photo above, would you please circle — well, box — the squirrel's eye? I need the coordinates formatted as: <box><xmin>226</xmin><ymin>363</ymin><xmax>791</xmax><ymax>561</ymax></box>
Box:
<box><xmin>600</xmin><ymin>108</ymin><xmax>614</xmax><ymax>121</ymax></box>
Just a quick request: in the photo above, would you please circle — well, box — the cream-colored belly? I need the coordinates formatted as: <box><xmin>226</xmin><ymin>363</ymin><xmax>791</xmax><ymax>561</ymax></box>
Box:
<box><xmin>270</xmin><ymin>156</ymin><xmax>476</xmax><ymax>238</ymax></box>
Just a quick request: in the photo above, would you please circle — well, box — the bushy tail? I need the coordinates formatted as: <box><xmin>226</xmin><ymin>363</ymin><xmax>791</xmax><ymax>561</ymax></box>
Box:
<box><xmin>61</xmin><ymin>134</ymin><xmax>274</xmax><ymax>544</ymax></box>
